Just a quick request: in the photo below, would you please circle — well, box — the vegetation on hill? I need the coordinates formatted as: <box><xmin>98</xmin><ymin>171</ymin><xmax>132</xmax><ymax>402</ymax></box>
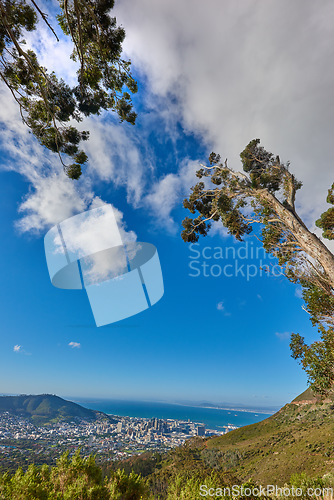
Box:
<box><xmin>2</xmin><ymin>392</ymin><xmax>334</xmax><ymax>492</ymax></box>
<box><xmin>0</xmin><ymin>394</ymin><xmax>112</xmax><ymax>425</ymax></box>
<box><xmin>1</xmin><ymin>390</ymin><xmax>334</xmax><ymax>498</ymax></box>
<box><xmin>0</xmin><ymin>450</ymin><xmax>148</xmax><ymax>500</ymax></box>
<box><xmin>109</xmin><ymin>392</ymin><xmax>334</xmax><ymax>492</ymax></box>
<box><xmin>202</xmin><ymin>398</ymin><xmax>334</xmax><ymax>485</ymax></box>
<box><xmin>291</xmin><ymin>387</ymin><xmax>319</xmax><ymax>403</ymax></box>
<box><xmin>1</xmin><ymin>436</ymin><xmax>334</xmax><ymax>499</ymax></box>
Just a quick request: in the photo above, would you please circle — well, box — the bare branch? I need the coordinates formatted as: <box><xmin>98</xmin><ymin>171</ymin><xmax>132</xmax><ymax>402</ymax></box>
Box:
<box><xmin>30</xmin><ymin>0</ymin><xmax>59</xmax><ymax>41</ymax></box>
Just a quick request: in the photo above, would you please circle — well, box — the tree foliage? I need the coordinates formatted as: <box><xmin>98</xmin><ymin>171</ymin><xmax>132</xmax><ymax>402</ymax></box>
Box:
<box><xmin>0</xmin><ymin>0</ymin><xmax>137</xmax><ymax>179</ymax></box>
<box><xmin>290</xmin><ymin>326</ymin><xmax>334</xmax><ymax>397</ymax></box>
<box><xmin>0</xmin><ymin>449</ymin><xmax>149</xmax><ymax>499</ymax></box>
<box><xmin>316</xmin><ymin>182</ymin><xmax>334</xmax><ymax>240</ymax></box>
<box><xmin>182</xmin><ymin>139</ymin><xmax>334</xmax><ymax>395</ymax></box>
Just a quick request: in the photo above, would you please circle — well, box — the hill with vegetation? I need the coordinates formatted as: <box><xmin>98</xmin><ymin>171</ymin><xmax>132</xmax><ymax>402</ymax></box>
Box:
<box><xmin>200</xmin><ymin>398</ymin><xmax>334</xmax><ymax>484</ymax></box>
<box><xmin>2</xmin><ymin>390</ymin><xmax>334</xmax><ymax>498</ymax></box>
<box><xmin>104</xmin><ymin>388</ymin><xmax>334</xmax><ymax>491</ymax></box>
<box><xmin>0</xmin><ymin>394</ymin><xmax>112</xmax><ymax>425</ymax></box>
<box><xmin>135</xmin><ymin>388</ymin><xmax>334</xmax><ymax>488</ymax></box>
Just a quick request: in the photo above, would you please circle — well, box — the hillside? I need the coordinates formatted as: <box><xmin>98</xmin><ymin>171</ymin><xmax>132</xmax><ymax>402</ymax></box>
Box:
<box><xmin>179</xmin><ymin>390</ymin><xmax>334</xmax><ymax>485</ymax></box>
<box><xmin>2</xmin><ymin>390</ymin><xmax>334</xmax><ymax>488</ymax></box>
<box><xmin>0</xmin><ymin>394</ymin><xmax>113</xmax><ymax>425</ymax></box>
<box><xmin>116</xmin><ymin>389</ymin><xmax>334</xmax><ymax>491</ymax></box>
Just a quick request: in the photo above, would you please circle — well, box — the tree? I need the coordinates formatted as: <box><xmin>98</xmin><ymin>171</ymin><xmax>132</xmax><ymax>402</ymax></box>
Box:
<box><xmin>182</xmin><ymin>139</ymin><xmax>334</xmax><ymax>395</ymax></box>
<box><xmin>0</xmin><ymin>0</ymin><xmax>137</xmax><ymax>179</ymax></box>
<box><xmin>290</xmin><ymin>325</ymin><xmax>334</xmax><ymax>396</ymax></box>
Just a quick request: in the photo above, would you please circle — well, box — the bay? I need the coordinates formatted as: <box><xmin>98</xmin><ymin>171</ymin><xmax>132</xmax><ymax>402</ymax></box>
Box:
<box><xmin>74</xmin><ymin>398</ymin><xmax>274</xmax><ymax>432</ymax></box>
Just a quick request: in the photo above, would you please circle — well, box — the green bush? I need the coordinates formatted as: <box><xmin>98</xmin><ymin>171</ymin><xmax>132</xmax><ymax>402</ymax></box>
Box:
<box><xmin>0</xmin><ymin>450</ymin><xmax>149</xmax><ymax>500</ymax></box>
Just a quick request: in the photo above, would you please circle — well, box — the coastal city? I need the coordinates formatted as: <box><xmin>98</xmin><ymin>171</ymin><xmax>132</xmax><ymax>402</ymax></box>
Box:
<box><xmin>0</xmin><ymin>411</ymin><xmax>238</xmax><ymax>471</ymax></box>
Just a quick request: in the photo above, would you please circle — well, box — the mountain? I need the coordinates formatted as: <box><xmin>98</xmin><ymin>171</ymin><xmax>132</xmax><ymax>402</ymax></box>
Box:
<box><xmin>0</xmin><ymin>394</ymin><xmax>114</xmax><ymax>425</ymax></box>
<box><xmin>186</xmin><ymin>388</ymin><xmax>334</xmax><ymax>484</ymax></box>
<box><xmin>132</xmin><ymin>388</ymin><xmax>334</xmax><ymax>488</ymax></box>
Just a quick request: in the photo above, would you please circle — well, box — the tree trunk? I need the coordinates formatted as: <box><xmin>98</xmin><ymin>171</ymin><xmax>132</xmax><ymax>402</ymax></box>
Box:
<box><xmin>261</xmin><ymin>190</ymin><xmax>334</xmax><ymax>288</ymax></box>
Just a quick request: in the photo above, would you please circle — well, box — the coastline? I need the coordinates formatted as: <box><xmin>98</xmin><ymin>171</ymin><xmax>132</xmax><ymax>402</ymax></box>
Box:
<box><xmin>75</xmin><ymin>398</ymin><xmax>275</xmax><ymax>433</ymax></box>
<box><xmin>162</xmin><ymin>401</ymin><xmax>276</xmax><ymax>415</ymax></box>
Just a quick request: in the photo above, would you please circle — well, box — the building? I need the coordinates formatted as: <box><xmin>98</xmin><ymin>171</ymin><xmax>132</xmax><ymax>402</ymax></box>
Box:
<box><xmin>196</xmin><ymin>425</ymin><xmax>206</xmax><ymax>436</ymax></box>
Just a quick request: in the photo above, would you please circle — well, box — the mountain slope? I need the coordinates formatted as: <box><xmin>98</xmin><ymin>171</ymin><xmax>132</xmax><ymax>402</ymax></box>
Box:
<box><xmin>200</xmin><ymin>391</ymin><xmax>334</xmax><ymax>484</ymax></box>
<box><xmin>0</xmin><ymin>394</ymin><xmax>113</xmax><ymax>425</ymax></box>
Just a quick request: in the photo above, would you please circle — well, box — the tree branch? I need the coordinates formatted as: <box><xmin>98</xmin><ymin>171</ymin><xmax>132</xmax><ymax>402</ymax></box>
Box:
<box><xmin>30</xmin><ymin>0</ymin><xmax>59</xmax><ymax>41</ymax></box>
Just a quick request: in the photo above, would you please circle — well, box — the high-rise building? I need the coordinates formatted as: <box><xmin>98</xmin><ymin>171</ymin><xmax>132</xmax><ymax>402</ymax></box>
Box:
<box><xmin>196</xmin><ymin>425</ymin><xmax>206</xmax><ymax>436</ymax></box>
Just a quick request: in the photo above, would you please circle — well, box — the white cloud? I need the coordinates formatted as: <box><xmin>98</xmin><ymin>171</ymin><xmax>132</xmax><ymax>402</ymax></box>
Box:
<box><xmin>216</xmin><ymin>301</ymin><xmax>231</xmax><ymax>316</ymax></box>
<box><xmin>0</xmin><ymin>80</ymin><xmax>140</xmax><ymax>283</ymax></box>
<box><xmin>57</xmin><ymin>202</ymin><xmax>132</xmax><ymax>257</ymax></box>
<box><xmin>115</xmin><ymin>0</ymin><xmax>334</xmax><ymax>228</ymax></box>
<box><xmin>275</xmin><ymin>331</ymin><xmax>291</xmax><ymax>341</ymax></box>
<box><xmin>1</xmin><ymin>0</ymin><xmax>334</xmax><ymax>239</ymax></box>
<box><xmin>53</xmin><ymin>201</ymin><xmax>138</xmax><ymax>283</ymax></box>
<box><xmin>295</xmin><ymin>288</ymin><xmax>303</xmax><ymax>299</ymax></box>
<box><xmin>16</xmin><ymin>173</ymin><xmax>90</xmax><ymax>233</ymax></box>
<box><xmin>0</xmin><ymin>85</ymin><xmax>140</xmax><ymax>238</ymax></box>
<box><xmin>144</xmin><ymin>159</ymin><xmax>199</xmax><ymax>232</ymax></box>
<box><xmin>0</xmin><ymin>84</ymin><xmax>93</xmax><ymax>232</ymax></box>
<box><xmin>209</xmin><ymin>222</ymin><xmax>230</xmax><ymax>239</ymax></box>
<box><xmin>23</xmin><ymin>3</ymin><xmax>79</xmax><ymax>86</ymax></box>
<box><xmin>82</xmin><ymin>117</ymin><xmax>153</xmax><ymax>206</ymax></box>
<box><xmin>69</xmin><ymin>342</ymin><xmax>81</xmax><ymax>349</ymax></box>
<box><xmin>13</xmin><ymin>345</ymin><xmax>31</xmax><ymax>355</ymax></box>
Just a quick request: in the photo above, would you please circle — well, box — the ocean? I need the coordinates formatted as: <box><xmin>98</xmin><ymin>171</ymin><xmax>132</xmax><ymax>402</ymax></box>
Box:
<box><xmin>74</xmin><ymin>399</ymin><xmax>275</xmax><ymax>432</ymax></box>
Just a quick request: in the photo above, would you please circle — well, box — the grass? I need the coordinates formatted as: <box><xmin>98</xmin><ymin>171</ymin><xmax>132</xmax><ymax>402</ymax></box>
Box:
<box><xmin>201</xmin><ymin>400</ymin><xmax>334</xmax><ymax>484</ymax></box>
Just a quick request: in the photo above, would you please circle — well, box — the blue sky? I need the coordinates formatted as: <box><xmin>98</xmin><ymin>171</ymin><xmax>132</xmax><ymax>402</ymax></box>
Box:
<box><xmin>0</xmin><ymin>171</ymin><xmax>313</xmax><ymax>406</ymax></box>
<box><xmin>0</xmin><ymin>0</ymin><xmax>333</xmax><ymax>408</ymax></box>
